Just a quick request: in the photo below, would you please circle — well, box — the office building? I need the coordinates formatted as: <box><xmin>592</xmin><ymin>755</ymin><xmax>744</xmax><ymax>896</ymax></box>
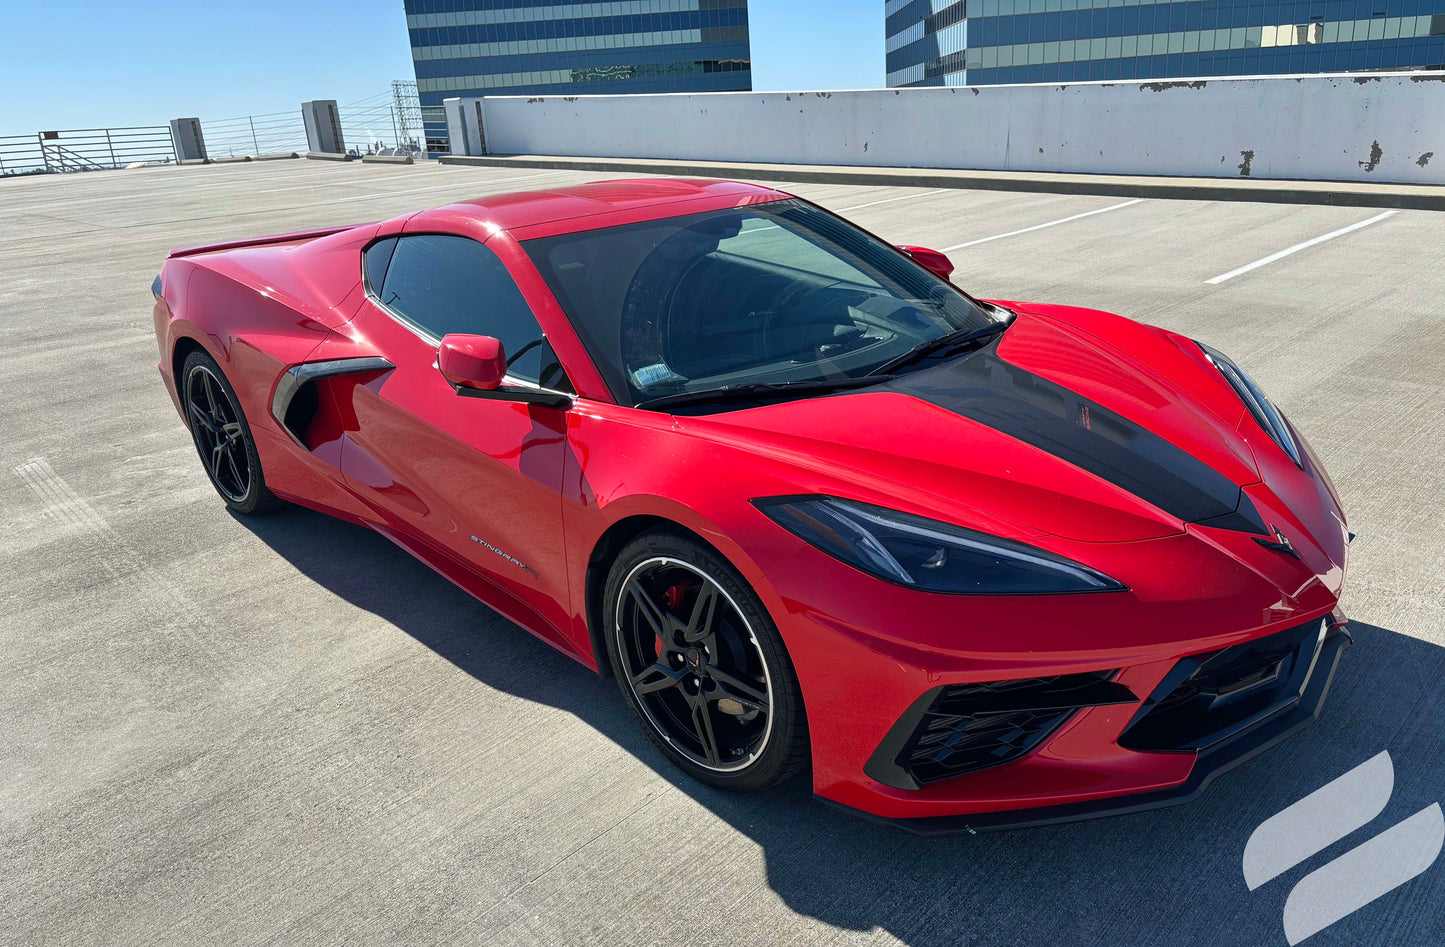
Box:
<box><xmin>407</xmin><ymin>0</ymin><xmax>751</xmax><ymax>147</ymax></box>
<box><xmin>886</xmin><ymin>0</ymin><xmax>1445</xmax><ymax>87</ymax></box>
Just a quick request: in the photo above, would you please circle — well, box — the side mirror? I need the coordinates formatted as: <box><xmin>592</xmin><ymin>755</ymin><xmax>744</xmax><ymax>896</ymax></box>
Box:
<box><xmin>436</xmin><ymin>333</ymin><xmax>572</xmax><ymax>409</ymax></box>
<box><xmin>898</xmin><ymin>245</ymin><xmax>955</xmax><ymax>281</ymax></box>
<box><xmin>438</xmin><ymin>334</ymin><xmax>505</xmax><ymax>390</ymax></box>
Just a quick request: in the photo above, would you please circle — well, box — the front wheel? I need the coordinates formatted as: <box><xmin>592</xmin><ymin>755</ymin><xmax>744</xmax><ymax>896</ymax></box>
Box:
<box><xmin>603</xmin><ymin>529</ymin><xmax>809</xmax><ymax>791</ymax></box>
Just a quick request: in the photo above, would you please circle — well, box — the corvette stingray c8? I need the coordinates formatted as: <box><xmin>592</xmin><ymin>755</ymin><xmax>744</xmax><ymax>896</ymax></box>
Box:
<box><xmin>150</xmin><ymin>178</ymin><xmax>1351</xmax><ymax>832</ymax></box>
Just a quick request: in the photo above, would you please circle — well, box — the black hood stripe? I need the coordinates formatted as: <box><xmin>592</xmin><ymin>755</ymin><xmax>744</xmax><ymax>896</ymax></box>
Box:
<box><xmin>889</xmin><ymin>347</ymin><xmax>1249</xmax><ymax>526</ymax></box>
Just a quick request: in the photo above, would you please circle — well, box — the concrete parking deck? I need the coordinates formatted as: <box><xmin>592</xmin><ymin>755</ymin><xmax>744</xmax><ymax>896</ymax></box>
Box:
<box><xmin>2</xmin><ymin>160</ymin><xmax>1443</xmax><ymax>946</ymax></box>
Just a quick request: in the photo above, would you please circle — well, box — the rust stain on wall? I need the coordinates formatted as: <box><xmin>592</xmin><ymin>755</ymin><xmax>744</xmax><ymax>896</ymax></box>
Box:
<box><xmin>1359</xmin><ymin>140</ymin><xmax>1383</xmax><ymax>172</ymax></box>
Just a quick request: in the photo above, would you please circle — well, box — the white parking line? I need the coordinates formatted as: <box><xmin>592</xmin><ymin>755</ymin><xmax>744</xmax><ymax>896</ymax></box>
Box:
<box><xmin>193</xmin><ymin>164</ymin><xmax>461</xmax><ymax>189</ymax></box>
<box><xmin>0</xmin><ymin>169</ymin><xmax>575</xmax><ymax>216</ymax></box>
<box><xmin>280</xmin><ymin>170</ymin><xmax>582</xmax><ymax>209</ymax></box>
<box><xmin>257</xmin><ymin>174</ymin><xmax>431</xmax><ymax>194</ymax></box>
<box><xmin>941</xmin><ymin>199</ymin><xmax>1144</xmax><ymax>251</ymax></box>
<box><xmin>13</xmin><ymin>457</ymin><xmax>238</xmax><ymax>683</ymax></box>
<box><xmin>190</xmin><ymin>164</ymin><xmax>374</xmax><ymax>185</ymax></box>
<box><xmin>193</xmin><ymin>172</ymin><xmax>336</xmax><ymax>189</ymax></box>
<box><xmin>197</xmin><ymin>167</ymin><xmax>447</xmax><ymax>192</ymax></box>
<box><xmin>836</xmin><ymin>189</ymin><xmax>948</xmax><ymax>212</ymax></box>
<box><xmin>1204</xmin><ymin>210</ymin><xmax>1398</xmax><ymax>284</ymax></box>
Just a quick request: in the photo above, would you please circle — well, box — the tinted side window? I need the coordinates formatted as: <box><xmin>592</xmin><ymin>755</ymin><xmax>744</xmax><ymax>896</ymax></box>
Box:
<box><xmin>377</xmin><ymin>234</ymin><xmax>566</xmax><ymax>387</ymax></box>
<box><xmin>362</xmin><ymin>237</ymin><xmax>398</xmax><ymax>294</ymax></box>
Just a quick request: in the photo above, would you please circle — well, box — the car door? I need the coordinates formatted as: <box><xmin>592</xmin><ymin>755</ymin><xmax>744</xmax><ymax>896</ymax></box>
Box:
<box><xmin>337</xmin><ymin>231</ymin><xmax>578</xmax><ymax>655</ymax></box>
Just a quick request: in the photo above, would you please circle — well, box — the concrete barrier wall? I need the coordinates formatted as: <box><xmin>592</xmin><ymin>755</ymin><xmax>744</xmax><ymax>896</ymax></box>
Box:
<box><xmin>452</xmin><ymin>73</ymin><xmax>1445</xmax><ymax>185</ymax></box>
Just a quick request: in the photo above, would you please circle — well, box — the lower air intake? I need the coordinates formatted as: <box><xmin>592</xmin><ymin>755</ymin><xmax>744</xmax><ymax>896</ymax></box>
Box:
<box><xmin>866</xmin><ymin>671</ymin><xmax>1137</xmax><ymax>790</ymax></box>
<box><xmin>1119</xmin><ymin>618</ymin><xmax>1327</xmax><ymax>753</ymax></box>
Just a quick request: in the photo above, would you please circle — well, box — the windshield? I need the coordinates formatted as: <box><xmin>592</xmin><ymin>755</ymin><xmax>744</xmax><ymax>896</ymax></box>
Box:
<box><xmin>521</xmin><ymin>199</ymin><xmax>998</xmax><ymax>408</ymax></box>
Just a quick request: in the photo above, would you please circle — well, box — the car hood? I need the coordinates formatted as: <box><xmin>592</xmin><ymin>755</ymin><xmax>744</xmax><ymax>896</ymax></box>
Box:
<box><xmin>682</xmin><ymin>306</ymin><xmax>1269</xmax><ymax>544</ymax></box>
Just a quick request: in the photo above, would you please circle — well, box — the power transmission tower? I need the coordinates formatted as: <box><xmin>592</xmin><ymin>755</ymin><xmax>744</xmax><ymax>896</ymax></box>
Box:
<box><xmin>391</xmin><ymin>80</ymin><xmax>423</xmax><ymax>155</ymax></box>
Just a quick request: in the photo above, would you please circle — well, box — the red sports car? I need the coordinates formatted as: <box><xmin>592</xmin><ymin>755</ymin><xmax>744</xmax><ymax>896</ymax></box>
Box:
<box><xmin>151</xmin><ymin>178</ymin><xmax>1351</xmax><ymax>832</ymax></box>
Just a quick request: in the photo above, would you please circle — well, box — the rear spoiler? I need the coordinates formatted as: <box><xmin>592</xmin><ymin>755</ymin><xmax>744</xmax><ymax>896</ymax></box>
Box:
<box><xmin>167</xmin><ymin>223</ymin><xmax>369</xmax><ymax>259</ymax></box>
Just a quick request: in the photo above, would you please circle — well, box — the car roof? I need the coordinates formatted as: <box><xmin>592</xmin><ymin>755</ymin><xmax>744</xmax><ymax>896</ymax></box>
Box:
<box><xmin>403</xmin><ymin>178</ymin><xmax>794</xmax><ymax>241</ymax></box>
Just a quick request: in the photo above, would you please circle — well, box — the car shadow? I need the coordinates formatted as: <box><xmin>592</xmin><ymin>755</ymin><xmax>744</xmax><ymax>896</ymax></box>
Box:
<box><xmin>236</xmin><ymin>506</ymin><xmax>1445</xmax><ymax>947</ymax></box>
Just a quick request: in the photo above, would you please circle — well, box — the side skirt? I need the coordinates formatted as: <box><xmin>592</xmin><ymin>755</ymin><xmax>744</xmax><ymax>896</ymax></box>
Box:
<box><xmin>371</xmin><ymin>521</ymin><xmax>597</xmax><ymax>673</ymax></box>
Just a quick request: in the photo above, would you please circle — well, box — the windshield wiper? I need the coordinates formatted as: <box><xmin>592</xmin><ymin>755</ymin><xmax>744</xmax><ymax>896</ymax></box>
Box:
<box><xmin>636</xmin><ymin>375</ymin><xmax>893</xmax><ymax>413</ymax></box>
<box><xmin>868</xmin><ymin>319</ymin><xmax>1011</xmax><ymax>377</ymax></box>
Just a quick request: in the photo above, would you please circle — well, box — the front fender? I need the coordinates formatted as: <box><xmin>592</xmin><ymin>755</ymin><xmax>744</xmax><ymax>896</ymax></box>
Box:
<box><xmin>559</xmin><ymin>402</ymin><xmax>808</xmax><ymax>667</ymax></box>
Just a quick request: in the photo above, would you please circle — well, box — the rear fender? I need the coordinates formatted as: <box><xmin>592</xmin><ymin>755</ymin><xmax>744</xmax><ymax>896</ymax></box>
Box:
<box><xmin>160</xmin><ymin>262</ymin><xmax>367</xmax><ymax>515</ymax></box>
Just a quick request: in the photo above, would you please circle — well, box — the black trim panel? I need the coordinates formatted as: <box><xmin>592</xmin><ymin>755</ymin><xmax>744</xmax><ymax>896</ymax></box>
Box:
<box><xmin>889</xmin><ymin>344</ymin><xmax>1250</xmax><ymax>526</ymax></box>
<box><xmin>1194</xmin><ymin>490</ymin><xmax>1270</xmax><ymax>534</ymax></box>
<box><xmin>452</xmin><ymin>383</ymin><xmax>572</xmax><ymax>409</ymax></box>
<box><xmin>270</xmin><ymin>357</ymin><xmax>394</xmax><ymax>447</ymax></box>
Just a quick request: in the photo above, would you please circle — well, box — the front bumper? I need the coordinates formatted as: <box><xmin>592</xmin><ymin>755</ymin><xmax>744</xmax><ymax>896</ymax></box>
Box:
<box><xmin>824</xmin><ymin>622</ymin><xmax>1351</xmax><ymax>835</ymax></box>
<box><xmin>760</xmin><ymin>513</ymin><xmax>1348</xmax><ymax>824</ymax></box>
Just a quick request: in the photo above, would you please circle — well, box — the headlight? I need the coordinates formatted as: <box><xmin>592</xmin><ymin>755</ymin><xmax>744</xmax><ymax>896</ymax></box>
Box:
<box><xmin>753</xmin><ymin>496</ymin><xmax>1126</xmax><ymax>594</ymax></box>
<box><xmin>1198</xmin><ymin>342</ymin><xmax>1302</xmax><ymax>468</ymax></box>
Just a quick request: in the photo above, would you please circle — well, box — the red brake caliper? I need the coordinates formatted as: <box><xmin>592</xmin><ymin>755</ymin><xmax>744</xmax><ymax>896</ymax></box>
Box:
<box><xmin>659</xmin><ymin>580</ymin><xmax>694</xmax><ymax>657</ymax></box>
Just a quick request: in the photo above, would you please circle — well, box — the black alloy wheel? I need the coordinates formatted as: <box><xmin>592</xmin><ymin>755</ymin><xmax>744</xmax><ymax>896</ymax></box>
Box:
<box><xmin>181</xmin><ymin>349</ymin><xmax>284</xmax><ymax>515</ymax></box>
<box><xmin>605</xmin><ymin>531</ymin><xmax>808</xmax><ymax>791</ymax></box>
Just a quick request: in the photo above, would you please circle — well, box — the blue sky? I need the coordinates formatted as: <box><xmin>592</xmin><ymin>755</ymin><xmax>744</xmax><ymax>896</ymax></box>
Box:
<box><xmin>0</xmin><ymin>1</ymin><xmax>885</xmax><ymax>132</ymax></box>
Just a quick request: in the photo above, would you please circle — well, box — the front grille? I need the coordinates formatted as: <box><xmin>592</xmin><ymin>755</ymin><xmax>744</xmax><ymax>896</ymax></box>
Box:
<box><xmin>1120</xmin><ymin>618</ymin><xmax>1326</xmax><ymax>753</ymax></box>
<box><xmin>891</xmin><ymin>672</ymin><xmax>1136</xmax><ymax>786</ymax></box>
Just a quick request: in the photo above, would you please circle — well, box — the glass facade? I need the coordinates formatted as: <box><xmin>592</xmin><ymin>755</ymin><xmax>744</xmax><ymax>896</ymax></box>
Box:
<box><xmin>407</xmin><ymin>0</ymin><xmax>751</xmax><ymax>146</ymax></box>
<box><xmin>886</xmin><ymin>0</ymin><xmax>1445</xmax><ymax>86</ymax></box>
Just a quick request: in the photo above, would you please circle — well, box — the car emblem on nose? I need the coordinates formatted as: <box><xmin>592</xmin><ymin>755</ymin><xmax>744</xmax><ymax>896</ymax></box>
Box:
<box><xmin>1254</xmin><ymin>524</ymin><xmax>1301</xmax><ymax>560</ymax></box>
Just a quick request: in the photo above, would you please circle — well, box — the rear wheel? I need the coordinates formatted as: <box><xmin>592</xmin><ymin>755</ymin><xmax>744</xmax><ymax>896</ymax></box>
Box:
<box><xmin>181</xmin><ymin>349</ymin><xmax>284</xmax><ymax>516</ymax></box>
<box><xmin>603</xmin><ymin>529</ymin><xmax>809</xmax><ymax>791</ymax></box>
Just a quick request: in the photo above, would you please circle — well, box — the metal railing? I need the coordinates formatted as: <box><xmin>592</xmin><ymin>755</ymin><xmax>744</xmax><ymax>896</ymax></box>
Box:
<box><xmin>0</xmin><ymin>79</ymin><xmax>441</xmax><ymax>176</ymax></box>
<box><xmin>0</xmin><ymin>135</ymin><xmax>45</xmax><ymax>176</ymax></box>
<box><xmin>200</xmin><ymin>111</ymin><xmax>308</xmax><ymax>158</ymax></box>
<box><xmin>0</xmin><ymin>126</ymin><xmax>176</xmax><ymax>176</ymax></box>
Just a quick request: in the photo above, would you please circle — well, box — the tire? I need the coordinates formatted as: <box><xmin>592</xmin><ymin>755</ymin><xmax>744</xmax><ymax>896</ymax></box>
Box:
<box><xmin>180</xmin><ymin>349</ymin><xmax>285</xmax><ymax>516</ymax></box>
<box><xmin>603</xmin><ymin>528</ymin><xmax>809</xmax><ymax>792</ymax></box>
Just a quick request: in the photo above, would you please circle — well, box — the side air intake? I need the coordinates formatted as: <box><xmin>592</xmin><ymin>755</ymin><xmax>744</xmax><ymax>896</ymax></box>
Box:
<box><xmin>270</xmin><ymin>357</ymin><xmax>393</xmax><ymax>450</ymax></box>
